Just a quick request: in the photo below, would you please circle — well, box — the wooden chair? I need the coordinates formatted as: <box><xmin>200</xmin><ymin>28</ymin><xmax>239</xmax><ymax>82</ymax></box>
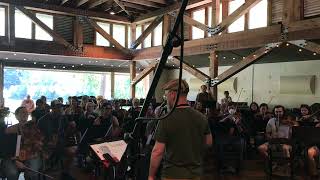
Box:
<box><xmin>292</xmin><ymin>126</ymin><xmax>320</xmax><ymax>177</ymax></box>
<box><xmin>267</xmin><ymin>138</ymin><xmax>294</xmax><ymax>180</ymax></box>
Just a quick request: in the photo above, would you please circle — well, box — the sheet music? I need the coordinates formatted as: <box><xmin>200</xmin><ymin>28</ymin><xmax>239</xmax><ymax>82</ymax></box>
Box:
<box><xmin>90</xmin><ymin>140</ymin><xmax>127</xmax><ymax>162</ymax></box>
<box><xmin>15</xmin><ymin>135</ymin><xmax>21</xmax><ymax>157</ymax></box>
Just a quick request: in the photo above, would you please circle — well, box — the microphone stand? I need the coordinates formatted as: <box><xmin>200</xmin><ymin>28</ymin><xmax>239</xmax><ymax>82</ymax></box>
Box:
<box><xmin>124</xmin><ymin>0</ymin><xmax>189</xmax><ymax>179</ymax></box>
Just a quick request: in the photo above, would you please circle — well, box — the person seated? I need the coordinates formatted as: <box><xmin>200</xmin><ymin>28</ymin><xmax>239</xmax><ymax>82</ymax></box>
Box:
<box><xmin>194</xmin><ymin>101</ymin><xmax>205</xmax><ymax>114</ymax></box>
<box><xmin>305</xmin><ymin>120</ymin><xmax>320</xmax><ymax>178</ymax></box>
<box><xmin>92</xmin><ymin>103</ymin><xmax>121</xmax><ymax>140</ymax></box>
<box><xmin>258</xmin><ymin>105</ymin><xmax>293</xmax><ymax>171</ymax></box>
<box><xmin>78</xmin><ymin>102</ymin><xmax>98</xmax><ymax>134</ymax></box>
<box><xmin>250</xmin><ymin>102</ymin><xmax>259</xmax><ymax>115</ymax></box>
<box><xmin>112</xmin><ymin>101</ymin><xmax>127</xmax><ymax>127</ymax></box>
<box><xmin>31</xmin><ymin>99</ymin><xmax>46</xmax><ymax>123</ymax></box>
<box><xmin>2</xmin><ymin>107</ymin><xmax>43</xmax><ymax>180</ymax></box>
<box><xmin>215</xmin><ymin>102</ymin><xmax>246</xmax><ymax>173</ymax></box>
<box><xmin>298</xmin><ymin>104</ymin><xmax>318</xmax><ymax>124</ymax></box>
<box><xmin>253</xmin><ymin>103</ymin><xmax>274</xmax><ymax>146</ymax></box>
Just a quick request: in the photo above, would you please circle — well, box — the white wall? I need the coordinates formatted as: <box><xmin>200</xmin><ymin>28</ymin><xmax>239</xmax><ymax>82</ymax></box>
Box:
<box><xmin>161</xmin><ymin>60</ymin><xmax>320</xmax><ymax>108</ymax></box>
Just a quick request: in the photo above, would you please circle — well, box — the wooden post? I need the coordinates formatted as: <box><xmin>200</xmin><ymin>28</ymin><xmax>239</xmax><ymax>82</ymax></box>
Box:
<box><xmin>282</xmin><ymin>0</ymin><xmax>304</xmax><ymax>25</ymax></box>
<box><xmin>162</xmin><ymin>14</ymin><xmax>171</xmax><ymax>45</ymax></box>
<box><xmin>209</xmin><ymin>51</ymin><xmax>218</xmax><ymax>100</ymax></box>
<box><xmin>221</xmin><ymin>0</ymin><xmax>229</xmax><ymax>33</ymax></box>
<box><xmin>212</xmin><ymin>0</ymin><xmax>220</xmax><ymax>26</ymax></box>
<box><xmin>111</xmin><ymin>72</ymin><xmax>115</xmax><ymax>99</ymax></box>
<box><xmin>130</xmin><ymin>61</ymin><xmax>136</xmax><ymax>98</ymax></box>
<box><xmin>267</xmin><ymin>0</ymin><xmax>272</xmax><ymax>26</ymax></box>
<box><xmin>0</xmin><ymin>61</ymin><xmax>4</xmax><ymax>108</ymax></box>
<box><xmin>130</xmin><ymin>23</ymin><xmax>136</xmax><ymax>48</ymax></box>
<box><xmin>73</xmin><ymin>16</ymin><xmax>83</xmax><ymax>49</ymax></box>
<box><xmin>8</xmin><ymin>4</ymin><xmax>15</xmax><ymax>46</ymax></box>
<box><xmin>245</xmin><ymin>0</ymin><xmax>249</xmax><ymax>30</ymax></box>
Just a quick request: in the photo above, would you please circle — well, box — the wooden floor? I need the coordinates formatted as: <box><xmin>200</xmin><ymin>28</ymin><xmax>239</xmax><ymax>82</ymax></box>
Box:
<box><xmin>18</xmin><ymin>149</ymin><xmax>318</xmax><ymax>180</ymax></box>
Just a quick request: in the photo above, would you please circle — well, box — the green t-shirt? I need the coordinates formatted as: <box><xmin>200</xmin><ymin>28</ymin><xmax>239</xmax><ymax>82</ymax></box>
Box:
<box><xmin>155</xmin><ymin>107</ymin><xmax>211</xmax><ymax>179</ymax></box>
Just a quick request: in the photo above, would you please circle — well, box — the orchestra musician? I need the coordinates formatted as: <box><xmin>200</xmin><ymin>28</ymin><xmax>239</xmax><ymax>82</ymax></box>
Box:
<box><xmin>2</xmin><ymin>107</ymin><xmax>43</xmax><ymax>180</ymax></box>
<box><xmin>37</xmin><ymin>100</ymin><xmax>76</xmax><ymax>178</ymax></box>
<box><xmin>258</xmin><ymin>105</ymin><xmax>292</xmax><ymax>161</ymax></box>
<box><xmin>298</xmin><ymin>104</ymin><xmax>319</xmax><ymax>124</ymax></box>
<box><xmin>253</xmin><ymin>103</ymin><xmax>274</xmax><ymax>146</ymax></box>
<box><xmin>215</xmin><ymin>102</ymin><xmax>246</xmax><ymax>173</ymax></box>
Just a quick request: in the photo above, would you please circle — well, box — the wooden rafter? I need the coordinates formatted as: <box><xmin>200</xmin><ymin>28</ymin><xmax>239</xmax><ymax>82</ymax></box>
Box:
<box><xmin>131</xmin><ymin>15</ymin><xmax>164</xmax><ymax>49</ymax></box>
<box><xmin>212</xmin><ymin>43</ymin><xmax>282</xmax><ymax>86</ymax></box>
<box><xmin>182</xmin><ymin>14</ymin><xmax>208</xmax><ymax>32</ymax></box>
<box><xmin>133</xmin><ymin>17</ymin><xmax>320</xmax><ymax>60</ymax></box>
<box><xmin>134</xmin><ymin>0</ymin><xmax>212</xmax><ymax>22</ymax></box>
<box><xmin>282</xmin><ymin>0</ymin><xmax>303</xmax><ymax>25</ymax></box>
<box><xmin>121</xmin><ymin>0</ymin><xmax>162</xmax><ymax>8</ymax></box>
<box><xmin>171</xmin><ymin>57</ymin><xmax>210</xmax><ymax>82</ymax></box>
<box><xmin>121</xmin><ymin>2</ymin><xmax>153</xmax><ymax>11</ymax></box>
<box><xmin>211</xmin><ymin>0</ymin><xmax>262</xmax><ymax>35</ymax></box>
<box><xmin>0</xmin><ymin>0</ymin><xmax>130</xmax><ymax>23</ymax></box>
<box><xmin>77</xmin><ymin>0</ymin><xmax>90</xmax><ymax>7</ymax></box>
<box><xmin>131</xmin><ymin>62</ymin><xmax>157</xmax><ymax>85</ymax></box>
<box><xmin>16</xmin><ymin>6</ymin><xmax>80</xmax><ymax>53</ymax></box>
<box><xmin>60</xmin><ymin>0</ymin><xmax>70</xmax><ymax>5</ymax></box>
<box><xmin>145</xmin><ymin>0</ymin><xmax>167</xmax><ymax>5</ymax></box>
<box><xmin>85</xmin><ymin>17</ymin><xmax>132</xmax><ymax>55</ymax></box>
<box><xmin>114</xmin><ymin>0</ymin><xmax>131</xmax><ymax>16</ymax></box>
<box><xmin>88</xmin><ymin>0</ymin><xmax>110</xmax><ymax>9</ymax></box>
<box><xmin>130</xmin><ymin>61</ymin><xmax>136</xmax><ymax>98</ymax></box>
<box><xmin>289</xmin><ymin>40</ymin><xmax>320</xmax><ymax>54</ymax></box>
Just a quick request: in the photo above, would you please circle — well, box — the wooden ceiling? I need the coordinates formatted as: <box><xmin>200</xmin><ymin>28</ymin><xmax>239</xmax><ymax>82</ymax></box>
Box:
<box><xmin>46</xmin><ymin>0</ymin><xmax>176</xmax><ymax>21</ymax></box>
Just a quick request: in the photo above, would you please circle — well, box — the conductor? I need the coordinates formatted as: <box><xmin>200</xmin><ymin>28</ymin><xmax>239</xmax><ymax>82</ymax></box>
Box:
<box><xmin>148</xmin><ymin>79</ymin><xmax>212</xmax><ymax>180</ymax></box>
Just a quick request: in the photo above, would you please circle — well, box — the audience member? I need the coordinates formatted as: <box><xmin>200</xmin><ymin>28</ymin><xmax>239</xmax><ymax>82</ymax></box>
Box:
<box><xmin>21</xmin><ymin>95</ymin><xmax>35</xmax><ymax>114</ymax></box>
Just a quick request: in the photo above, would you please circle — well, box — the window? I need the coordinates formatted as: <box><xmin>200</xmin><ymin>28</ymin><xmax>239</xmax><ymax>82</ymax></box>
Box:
<box><xmin>249</xmin><ymin>0</ymin><xmax>268</xmax><ymax>29</ymax></box>
<box><xmin>113</xmin><ymin>24</ymin><xmax>126</xmax><ymax>47</ymax></box>
<box><xmin>3</xmin><ymin>67</ymin><xmax>106</xmax><ymax>125</ymax></box>
<box><xmin>208</xmin><ymin>4</ymin><xmax>222</xmax><ymax>27</ymax></box>
<box><xmin>35</xmin><ymin>13</ymin><xmax>53</xmax><ymax>41</ymax></box>
<box><xmin>128</xmin><ymin>25</ymin><xmax>131</xmax><ymax>48</ymax></box>
<box><xmin>153</xmin><ymin>22</ymin><xmax>162</xmax><ymax>46</ymax></box>
<box><xmin>208</xmin><ymin>4</ymin><xmax>222</xmax><ymax>36</ymax></box>
<box><xmin>192</xmin><ymin>8</ymin><xmax>205</xmax><ymax>39</ymax></box>
<box><xmin>15</xmin><ymin>9</ymin><xmax>32</xmax><ymax>39</ymax></box>
<box><xmin>144</xmin><ymin>24</ymin><xmax>152</xmax><ymax>48</ymax></box>
<box><xmin>228</xmin><ymin>0</ymin><xmax>245</xmax><ymax>33</ymax></box>
<box><xmin>136</xmin><ymin>75</ymin><xmax>149</xmax><ymax>98</ymax></box>
<box><xmin>0</xmin><ymin>7</ymin><xmax>5</xmax><ymax>36</ymax></box>
<box><xmin>96</xmin><ymin>22</ymin><xmax>110</xmax><ymax>46</ymax></box>
<box><xmin>136</xmin><ymin>25</ymin><xmax>142</xmax><ymax>49</ymax></box>
<box><xmin>103</xmin><ymin>73</ymin><xmax>111</xmax><ymax>100</ymax></box>
<box><xmin>114</xmin><ymin>73</ymin><xmax>130</xmax><ymax>99</ymax></box>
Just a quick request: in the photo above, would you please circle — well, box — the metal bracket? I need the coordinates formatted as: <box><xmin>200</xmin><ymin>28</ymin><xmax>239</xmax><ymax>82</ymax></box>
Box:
<box><xmin>205</xmin><ymin>78</ymin><xmax>220</xmax><ymax>87</ymax></box>
<box><xmin>206</xmin><ymin>44</ymin><xmax>218</xmax><ymax>51</ymax></box>
<box><xmin>280</xmin><ymin>24</ymin><xmax>289</xmax><ymax>41</ymax></box>
<box><xmin>288</xmin><ymin>40</ymin><xmax>307</xmax><ymax>48</ymax></box>
<box><xmin>208</xmin><ymin>25</ymin><xmax>222</xmax><ymax>36</ymax></box>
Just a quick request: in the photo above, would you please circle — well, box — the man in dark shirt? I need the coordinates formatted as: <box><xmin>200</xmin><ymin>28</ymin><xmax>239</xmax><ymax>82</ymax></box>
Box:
<box><xmin>31</xmin><ymin>99</ymin><xmax>46</xmax><ymax>123</ymax></box>
<box><xmin>196</xmin><ymin>85</ymin><xmax>211</xmax><ymax>108</ymax></box>
<box><xmin>148</xmin><ymin>79</ymin><xmax>212</xmax><ymax>180</ymax></box>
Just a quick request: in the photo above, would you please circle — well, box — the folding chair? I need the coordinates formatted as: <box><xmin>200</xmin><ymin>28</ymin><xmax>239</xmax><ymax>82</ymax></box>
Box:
<box><xmin>267</xmin><ymin>138</ymin><xmax>294</xmax><ymax>180</ymax></box>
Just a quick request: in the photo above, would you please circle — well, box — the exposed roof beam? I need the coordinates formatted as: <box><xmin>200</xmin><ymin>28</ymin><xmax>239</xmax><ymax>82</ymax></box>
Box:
<box><xmin>131</xmin><ymin>62</ymin><xmax>157</xmax><ymax>85</ymax></box>
<box><xmin>133</xmin><ymin>17</ymin><xmax>320</xmax><ymax>60</ymax></box>
<box><xmin>212</xmin><ymin>0</ymin><xmax>262</xmax><ymax>35</ymax></box>
<box><xmin>171</xmin><ymin>57</ymin><xmax>210</xmax><ymax>82</ymax></box>
<box><xmin>181</xmin><ymin>14</ymin><xmax>208</xmax><ymax>31</ymax></box>
<box><xmin>114</xmin><ymin>0</ymin><xmax>131</xmax><ymax>16</ymax></box>
<box><xmin>60</xmin><ymin>0</ymin><xmax>70</xmax><ymax>5</ymax></box>
<box><xmin>121</xmin><ymin>0</ymin><xmax>162</xmax><ymax>8</ymax></box>
<box><xmin>134</xmin><ymin>0</ymin><xmax>211</xmax><ymax>22</ymax></box>
<box><xmin>121</xmin><ymin>1</ymin><xmax>153</xmax><ymax>11</ymax></box>
<box><xmin>16</xmin><ymin>6</ymin><xmax>80</xmax><ymax>53</ymax></box>
<box><xmin>88</xmin><ymin>0</ymin><xmax>110</xmax><ymax>9</ymax></box>
<box><xmin>0</xmin><ymin>0</ymin><xmax>130</xmax><ymax>23</ymax></box>
<box><xmin>212</xmin><ymin>43</ymin><xmax>282</xmax><ymax>87</ymax></box>
<box><xmin>289</xmin><ymin>40</ymin><xmax>320</xmax><ymax>54</ymax></box>
<box><xmin>145</xmin><ymin>0</ymin><xmax>167</xmax><ymax>5</ymax></box>
<box><xmin>77</xmin><ymin>0</ymin><xmax>90</xmax><ymax>7</ymax></box>
<box><xmin>84</xmin><ymin>17</ymin><xmax>132</xmax><ymax>55</ymax></box>
<box><xmin>131</xmin><ymin>15</ymin><xmax>163</xmax><ymax>49</ymax></box>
